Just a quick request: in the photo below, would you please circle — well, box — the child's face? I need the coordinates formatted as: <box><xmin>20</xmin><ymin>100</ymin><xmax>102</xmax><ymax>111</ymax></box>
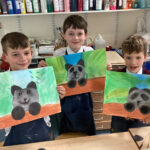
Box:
<box><xmin>3</xmin><ymin>46</ymin><xmax>32</xmax><ymax>71</ymax></box>
<box><xmin>123</xmin><ymin>51</ymin><xmax>148</xmax><ymax>73</ymax></box>
<box><xmin>62</xmin><ymin>26</ymin><xmax>87</xmax><ymax>53</ymax></box>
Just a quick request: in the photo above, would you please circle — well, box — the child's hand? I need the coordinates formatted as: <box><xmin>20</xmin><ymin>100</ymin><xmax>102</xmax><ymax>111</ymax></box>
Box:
<box><xmin>107</xmin><ymin>62</ymin><xmax>112</xmax><ymax>71</ymax></box>
<box><xmin>38</xmin><ymin>60</ymin><xmax>47</xmax><ymax>67</ymax></box>
<box><xmin>57</xmin><ymin>86</ymin><xmax>66</xmax><ymax>99</ymax></box>
<box><xmin>141</xmin><ymin>119</ymin><xmax>150</xmax><ymax>124</ymax></box>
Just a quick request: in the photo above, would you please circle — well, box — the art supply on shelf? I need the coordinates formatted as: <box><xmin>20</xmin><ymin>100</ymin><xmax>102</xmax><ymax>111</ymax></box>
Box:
<box><xmin>83</xmin><ymin>0</ymin><xmax>89</xmax><ymax>11</ymax></box>
<box><xmin>12</xmin><ymin>0</ymin><xmax>21</xmax><ymax>14</ymax></box>
<box><xmin>7</xmin><ymin>0</ymin><xmax>14</xmax><ymax>14</ymax></box>
<box><xmin>40</xmin><ymin>0</ymin><xmax>47</xmax><ymax>13</ymax></box>
<box><xmin>26</xmin><ymin>0</ymin><xmax>33</xmax><ymax>13</ymax></box>
<box><xmin>47</xmin><ymin>0</ymin><xmax>53</xmax><ymax>12</ymax></box>
<box><xmin>32</xmin><ymin>0</ymin><xmax>40</xmax><ymax>13</ymax></box>
<box><xmin>96</xmin><ymin>0</ymin><xmax>103</xmax><ymax>11</ymax></box>
<box><xmin>19</xmin><ymin>0</ymin><xmax>26</xmax><ymax>14</ymax></box>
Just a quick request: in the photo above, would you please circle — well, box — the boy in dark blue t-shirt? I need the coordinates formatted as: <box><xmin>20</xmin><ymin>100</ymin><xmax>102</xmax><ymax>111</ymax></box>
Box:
<box><xmin>1</xmin><ymin>32</ymin><xmax>65</xmax><ymax>146</ymax></box>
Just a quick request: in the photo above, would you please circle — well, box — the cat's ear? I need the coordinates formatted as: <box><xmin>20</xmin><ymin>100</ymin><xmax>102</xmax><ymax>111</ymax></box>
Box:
<box><xmin>65</xmin><ymin>63</ymin><xmax>72</xmax><ymax>70</ymax></box>
<box><xmin>11</xmin><ymin>85</ymin><xmax>22</xmax><ymax>95</ymax></box>
<box><xmin>128</xmin><ymin>87</ymin><xmax>138</xmax><ymax>94</ymax></box>
<box><xmin>27</xmin><ymin>81</ymin><xmax>37</xmax><ymax>89</ymax></box>
<box><xmin>77</xmin><ymin>59</ymin><xmax>84</xmax><ymax>66</ymax></box>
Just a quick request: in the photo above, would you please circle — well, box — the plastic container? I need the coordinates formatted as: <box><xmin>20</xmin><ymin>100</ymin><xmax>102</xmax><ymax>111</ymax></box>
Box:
<box><xmin>127</xmin><ymin>0</ymin><xmax>132</xmax><ymax>9</ymax></box>
<box><xmin>70</xmin><ymin>0</ymin><xmax>77</xmax><ymax>11</ymax></box>
<box><xmin>64</xmin><ymin>0</ymin><xmax>70</xmax><ymax>12</ymax></box>
<box><xmin>53</xmin><ymin>0</ymin><xmax>59</xmax><ymax>12</ymax></box>
<box><xmin>78</xmin><ymin>0</ymin><xmax>83</xmax><ymax>11</ymax></box>
<box><xmin>59</xmin><ymin>0</ymin><xmax>64</xmax><ymax>12</ymax></box>
<box><xmin>1</xmin><ymin>0</ymin><xmax>8</xmax><ymax>14</ymax></box>
<box><xmin>122</xmin><ymin>0</ymin><xmax>128</xmax><ymax>9</ymax></box>
<box><xmin>26</xmin><ymin>0</ymin><xmax>33</xmax><ymax>13</ymax></box>
<box><xmin>12</xmin><ymin>0</ymin><xmax>21</xmax><ymax>14</ymax></box>
<box><xmin>83</xmin><ymin>0</ymin><xmax>89</xmax><ymax>11</ymax></box>
<box><xmin>32</xmin><ymin>0</ymin><xmax>40</xmax><ymax>13</ymax></box>
<box><xmin>47</xmin><ymin>0</ymin><xmax>53</xmax><ymax>12</ymax></box>
<box><xmin>7</xmin><ymin>0</ymin><xmax>14</xmax><ymax>14</ymax></box>
<box><xmin>94</xmin><ymin>34</ymin><xmax>106</xmax><ymax>50</ymax></box>
<box><xmin>104</xmin><ymin>0</ymin><xmax>110</xmax><ymax>10</ymax></box>
<box><xmin>40</xmin><ymin>0</ymin><xmax>47</xmax><ymax>13</ymax></box>
<box><xmin>132</xmin><ymin>0</ymin><xmax>138</xmax><ymax>8</ymax></box>
<box><xmin>110</xmin><ymin>0</ymin><xmax>117</xmax><ymax>10</ymax></box>
<box><xmin>19</xmin><ymin>0</ymin><xmax>26</xmax><ymax>14</ymax></box>
<box><xmin>89</xmin><ymin>0</ymin><xmax>94</xmax><ymax>10</ymax></box>
<box><xmin>138</xmin><ymin>0</ymin><xmax>145</xmax><ymax>8</ymax></box>
<box><xmin>117</xmin><ymin>0</ymin><xmax>123</xmax><ymax>9</ymax></box>
<box><xmin>96</xmin><ymin>0</ymin><xmax>102</xmax><ymax>10</ymax></box>
<box><xmin>145</xmin><ymin>0</ymin><xmax>150</xmax><ymax>8</ymax></box>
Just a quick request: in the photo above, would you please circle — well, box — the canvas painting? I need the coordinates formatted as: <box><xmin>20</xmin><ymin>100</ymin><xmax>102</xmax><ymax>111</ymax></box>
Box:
<box><xmin>46</xmin><ymin>49</ymin><xmax>106</xmax><ymax>96</ymax></box>
<box><xmin>0</xmin><ymin>67</ymin><xmax>60</xmax><ymax>129</ymax></box>
<box><xmin>103</xmin><ymin>71</ymin><xmax>150</xmax><ymax>120</ymax></box>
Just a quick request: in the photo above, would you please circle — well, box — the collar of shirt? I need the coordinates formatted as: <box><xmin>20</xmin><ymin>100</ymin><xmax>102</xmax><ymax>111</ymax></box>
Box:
<box><xmin>66</xmin><ymin>46</ymin><xmax>84</xmax><ymax>54</ymax></box>
<box><xmin>126</xmin><ymin>67</ymin><xmax>143</xmax><ymax>74</ymax></box>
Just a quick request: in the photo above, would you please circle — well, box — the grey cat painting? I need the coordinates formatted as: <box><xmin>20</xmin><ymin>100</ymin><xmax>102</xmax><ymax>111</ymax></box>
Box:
<box><xmin>65</xmin><ymin>59</ymin><xmax>87</xmax><ymax>88</ymax></box>
<box><xmin>11</xmin><ymin>81</ymin><xmax>41</xmax><ymax>120</ymax></box>
<box><xmin>124</xmin><ymin>87</ymin><xmax>150</xmax><ymax>115</ymax></box>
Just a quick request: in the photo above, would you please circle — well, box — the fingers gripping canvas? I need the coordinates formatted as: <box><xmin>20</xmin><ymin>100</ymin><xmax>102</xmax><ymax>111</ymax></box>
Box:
<box><xmin>0</xmin><ymin>67</ymin><xmax>60</xmax><ymax>129</ymax></box>
<box><xmin>46</xmin><ymin>49</ymin><xmax>106</xmax><ymax>96</ymax></box>
<box><xmin>103</xmin><ymin>71</ymin><xmax>150</xmax><ymax>120</ymax></box>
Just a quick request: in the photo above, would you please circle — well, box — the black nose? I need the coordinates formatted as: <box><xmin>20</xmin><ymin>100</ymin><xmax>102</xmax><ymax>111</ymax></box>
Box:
<box><xmin>137</xmin><ymin>100</ymin><xmax>141</xmax><ymax>105</ymax></box>
<box><xmin>74</xmin><ymin>71</ymin><xmax>77</xmax><ymax>75</ymax></box>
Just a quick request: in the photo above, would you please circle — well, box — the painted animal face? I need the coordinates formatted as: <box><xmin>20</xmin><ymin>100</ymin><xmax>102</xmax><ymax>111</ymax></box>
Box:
<box><xmin>11</xmin><ymin>81</ymin><xmax>41</xmax><ymax>120</ymax></box>
<box><xmin>65</xmin><ymin>59</ymin><xmax>87</xmax><ymax>88</ymax></box>
<box><xmin>124</xmin><ymin>87</ymin><xmax>150</xmax><ymax>114</ymax></box>
<box><xmin>14</xmin><ymin>88</ymin><xmax>36</xmax><ymax>105</ymax></box>
<box><xmin>11</xmin><ymin>81</ymin><xmax>39</xmax><ymax>111</ymax></box>
<box><xmin>68</xmin><ymin>65</ymin><xmax>85</xmax><ymax>80</ymax></box>
<box><xmin>65</xmin><ymin>59</ymin><xmax>86</xmax><ymax>81</ymax></box>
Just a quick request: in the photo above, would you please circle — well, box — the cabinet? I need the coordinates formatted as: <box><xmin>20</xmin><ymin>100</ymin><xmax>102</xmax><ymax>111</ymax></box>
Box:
<box><xmin>0</xmin><ymin>8</ymin><xmax>150</xmax><ymax>57</ymax></box>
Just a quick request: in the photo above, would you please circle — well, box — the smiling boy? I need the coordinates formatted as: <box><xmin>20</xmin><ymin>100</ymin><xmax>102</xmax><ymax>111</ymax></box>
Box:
<box><xmin>111</xmin><ymin>35</ymin><xmax>150</xmax><ymax>133</ymax></box>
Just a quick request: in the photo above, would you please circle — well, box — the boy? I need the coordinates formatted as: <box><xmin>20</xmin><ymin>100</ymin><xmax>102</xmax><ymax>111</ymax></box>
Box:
<box><xmin>1</xmin><ymin>32</ymin><xmax>65</xmax><ymax>146</ymax></box>
<box><xmin>111</xmin><ymin>35</ymin><xmax>150</xmax><ymax>133</ymax></box>
<box><xmin>39</xmin><ymin>15</ymin><xmax>96</xmax><ymax>135</ymax></box>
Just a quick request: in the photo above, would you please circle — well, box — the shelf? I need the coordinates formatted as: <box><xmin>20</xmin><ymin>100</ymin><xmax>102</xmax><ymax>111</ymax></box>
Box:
<box><xmin>0</xmin><ymin>8</ymin><xmax>150</xmax><ymax>17</ymax></box>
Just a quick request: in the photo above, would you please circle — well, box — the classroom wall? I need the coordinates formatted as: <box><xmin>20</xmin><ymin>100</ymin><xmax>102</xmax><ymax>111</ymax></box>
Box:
<box><xmin>0</xmin><ymin>9</ymin><xmax>150</xmax><ymax>56</ymax></box>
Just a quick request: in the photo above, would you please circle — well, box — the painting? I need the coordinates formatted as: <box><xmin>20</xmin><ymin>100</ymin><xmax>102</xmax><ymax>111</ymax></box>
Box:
<box><xmin>46</xmin><ymin>49</ymin><xmax>106</xmax><ymax>96</ymax></box>
<box><xmin>0</xmin><ymin>67</ymin><xmax>60</xmax><ymax>129</ymax></box>
<box><xmin>103</xmin><ymin>71</ymin><xmax>150</xmax><ymax>120</ymax></box>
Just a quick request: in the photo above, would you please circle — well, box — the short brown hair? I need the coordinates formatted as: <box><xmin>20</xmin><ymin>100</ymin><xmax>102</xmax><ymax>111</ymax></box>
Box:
<box><xmin>63</xmin><ymin>15</ymin><xmax>88</xmax><ymax>34</ymax></box>
<box><xmin>1</xmin><ymin>32</ymin><xmax>29</xmax><ymax>54</ymax></box>
<box><xmin>122</xmin><ymin>35</ymin><xmax>147</xmax><ymax>56</ymax></box>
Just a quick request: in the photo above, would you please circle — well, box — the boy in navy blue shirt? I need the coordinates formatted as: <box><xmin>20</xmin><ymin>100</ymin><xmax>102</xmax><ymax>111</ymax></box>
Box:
<box><xmin>1</xmin><ymin>32</ymin><xmax>65</xmax><ymax>146</ymax></box>
<box><xmin>39</xmin><ymin>15</ymin><xmax>96</xmax><ymax>135</ymax></box>
<box><xmin>111</xmin><ymin>35</ymin><xmax>150</xmax><ymax>133</ymax></box>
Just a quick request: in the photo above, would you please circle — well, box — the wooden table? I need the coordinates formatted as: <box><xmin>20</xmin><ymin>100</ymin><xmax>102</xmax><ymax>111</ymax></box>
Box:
<box><xmin>129</xmin><ymin>126</ymin><xmax>150</xmax><ymax>149</ymax></box>
<box><xmin>1</xmin><ymin>132</ymin><xmax>138</xmax><ymax>150</ymax></box>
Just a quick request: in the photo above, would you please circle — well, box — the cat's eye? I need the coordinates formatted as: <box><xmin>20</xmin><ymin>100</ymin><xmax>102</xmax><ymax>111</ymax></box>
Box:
<box><xmin>18</xmin><ymin>92</ymin><xmax>22</xmax><ymax>96</ymax></box>
<box><xmin>141</xmin><ymin>94</ymin><xmax>149</xmax><ymax>101</ymax></box>
<box><xmin>131</xmin><ymin>93</ymin><xmax>139</xmax><ymax>100</ymax></box>
<box><xmin>70</xmin><ymin>68</ymin><xmax>74</xmax><ymax>72</ymax></box>
<box><xmin>78</xmin><ymin>67</ymin><xmax>82</xmax><ymax>72</ymax></box>
<box><xmin>27</xmin><ymin>89</ymin><xmax>31</xmax><ymax>94</ymax></box>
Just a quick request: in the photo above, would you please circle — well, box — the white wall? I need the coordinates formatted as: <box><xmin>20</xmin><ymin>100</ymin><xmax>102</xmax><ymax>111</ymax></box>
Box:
<box><xmin>0</xmin><ymin>9</ymin><xmax>150</xmax><ymax>56</ymax></box>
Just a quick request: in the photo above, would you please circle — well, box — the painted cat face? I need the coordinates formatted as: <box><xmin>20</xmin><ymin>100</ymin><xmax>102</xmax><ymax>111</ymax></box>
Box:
<box><xmin>11</xmin><ymin>81</ymin><xmax>41</xmax><ymax>120</ymax></box>
<box><xmin>124</xmin><ymin>87</ymin><xmax>150</xmax><ymax>114</ymax></box>
<box><xmin>65</xmin><ymin>59</ymin><xmax>87</xmax><ymax>88</ymax></box>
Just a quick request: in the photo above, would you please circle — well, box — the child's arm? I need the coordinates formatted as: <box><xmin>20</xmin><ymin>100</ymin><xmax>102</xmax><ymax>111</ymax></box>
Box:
<box><xmin>57</xmin><ymin>86</ymin><xmax>66</xmax><ymax>99</ymax></box>
<box><xmin>38</xmin><ymin>60</ymin><xmax>47</xmax><ymax>67</ymax></box>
